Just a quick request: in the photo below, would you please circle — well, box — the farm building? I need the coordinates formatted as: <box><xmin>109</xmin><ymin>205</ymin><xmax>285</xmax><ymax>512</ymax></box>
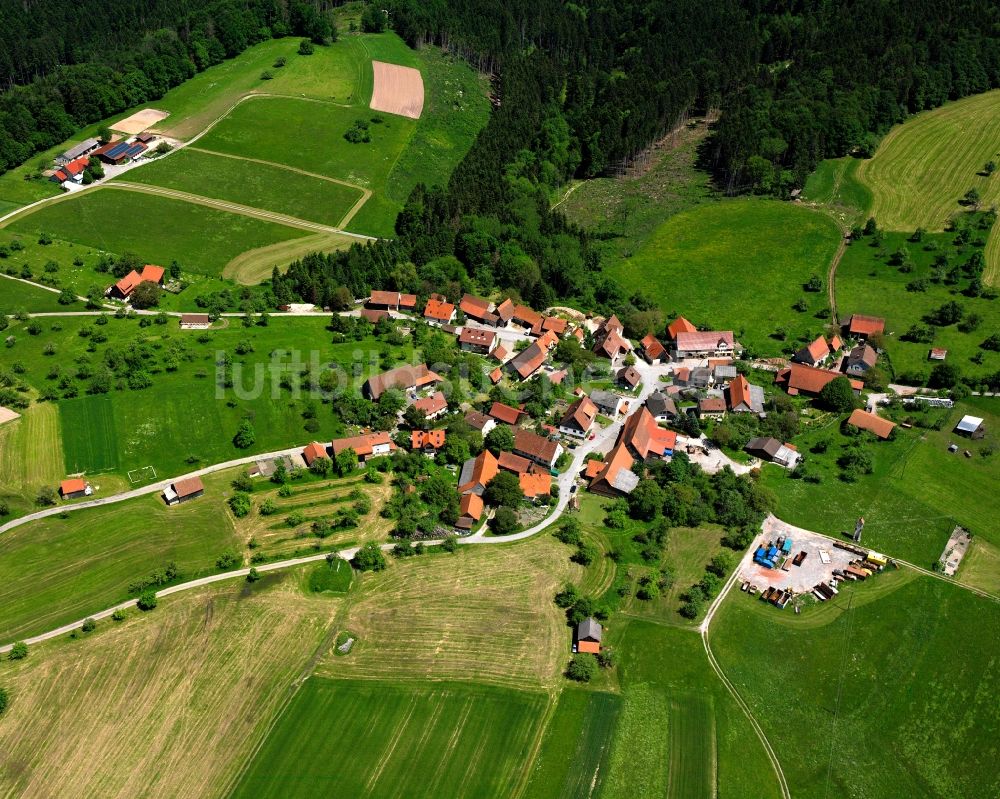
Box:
<box><xmin>774</xmin><ymin>363</ymin><xmax>862</xmax><ymax>397</ymax></box>
<box><xmin>954</xmin><ymin>415</ymin><xmax>985</xmax><ymax>439</ymax></box>
<box><xmin>558</xmin><ymin>396</ymin><xmax>598</xmax><ymax>438</ymax></box>
<box><xmin>621</xmin><ymin>407</ymin><xmax>676</xmax><ymax>460</ymax></box>
<box><xmin>673</xmin><ymin>366</ymin><xmax>712</xmax><ymax>388</ymax></box>
<box><xmin>456</xmin><ymin>493</ymin><xmax>484</xmax><ymax>530</ymax></box>
<box><xmin>488</xmin><ymin>367</ymin><xmax>503</xmax><ymax>384</ymax></box>
<box><xmin>726</xmin><ymin>374</ymin><xmax>765</xmax><ymax>414</ymax></box>
<box><xmin>490</xmin><ymin>344</ymin><xmax>509</xmax><ymax>363</ymax></box>
<box><xmin>593</xmin><ymin>315</ymin><xmax>632</xmax><ymax>360</ymax></box>
<box><xmin>590</xmin><ymin>389</ymin><xmax>624</xmax><ymax>417</ymax></box>
<box><xmin>588</xmin><ymin>441</ymin><xmax>638</xmax><ymax>496</ymax></box>
<box><xmin>507</xmin><ymin>340</ymin><xmax>548</xmax><ymax>380</ymax></box>
<box><xmin>666</xmin><ymin>315</ymin><xmax>697</xmax><ymax>339</ymax></box>
<box><xmin>331</xmin><ymin>432</ymin><xmax>395</xmax><ymax>462</ymax></box>
<box><xmin>57</xmin><ymin>138</ymin><xmax>100</xmax><ymax>164</ymax></box>
<box><xmin>519</xmin><ymin>471</ymin><xmax>552</xmax><ymax>499</ymax></box>
<box><xmin>59</xmin><ymin>478</ymin><xmax>90</xmax><ymax>499</ymax></box>
<box><xmin>846</xmin><ymin>409</ymin><xmax>896</xmax><ymax>439</ymax></box>
<box><xmin>575</xmin><ymin>617</ymin><xmax>602</xmax><ymax>654</ymax></box>
<box><xmin>793</xmin><ymin>335</ymin><xmax>835</xmax><ymax>367</ymax></box>
<box><xmin>367</xmin><ymin>290</ymin><xmax>417</xmax><ymax>311</ymax></box>
<box><xmin>363</xmin><ymin>364</ymin><xmax>441</xmax><ymax>400</ymax></box>
<box><xmin>512</xmin><ymin>304</ymin><xmax>543</xmax><ymax>332</ymax></box>
<box><xmin>180</xmin><ymin>313</ymin><xmax>211</xmax><ymax>330</ymax></box>
<box><xmin>844</xmin><ymin>344</ymin><xmax>878</xmax><ymax>376</ymax></box>
<box><xmin>494</xmin><ymin>298</ymin><xmax>515</xmax><ymax>325</ymax></box>
<box><xmin>498</xmin><ymin>451</ymin><xmax>532</xmax><ymax>475</ymax></box>
<box><xmin>513</xmin><ymin>428</ymin><xmax>563</xmax><ymax>469</ymax></box>
<box><xmin>645</xmin><ymin>390</ymin><xmax>678</xmax><ymax>422</ymax></box>
<box><xmin>541</xmin><ymin>316</ymin><xmax>568</xmax><ymax>336</ymax></box>
<box><xmin>489</xmin><ymin>401</ymin><xmax>523</xmax><ymax>426</ymax></box>
<box><xmin>673</xmin><ymin>330</ymin><xmax>739</xmax><ymax>359</ymax></box>
<box><xmin>459</xmin><ymin>293</ymin><xmax>494</xmax><ymax>322</ymax></box>
<box><xmin>411</xmin><ymin>429</ymin><xmax>446</xmax><ymax>452</ymax></box>
<box><xmin>413</xmin><ymin>391</ymin><xmax>448</xmax><ymax>419</ymax></box>
<box><xmin>847</xmin><ymin>314</ymin><xmax>885</xmax><ymax>339</ymax></box>
<box><xmin>97</xmin><ymin>140</ymin><xmax>147</xmax><ymax>165</ymax></box>
<box><xmin>458</xmin><ymin>327</ymin><xmax>497</xmax><ymax>354</ymax></box>
<box><xmin>745</xmin><ymin>437</ymin><xmax>799</xmax><ymax>468</ymax></box>
<box><xmin>163</xmin><ymin>476</ymin><xmax>204</xmax><ymax>505</ymax></box>
<box><xmin>109</xmin><ymin>264</ymin><xmax>165</xmax><ymax>300</ymax></box>
<box><xmin>697</xmin><ymin>397</ymin><xmax>727</xmax><ymax>420</ymax></box>
<box><xmin>423</xmin><ymin>296</ymin><xmax>456</xmax><ymax>324</ymax></box>
<box><xmin>50</xmin><ymin>156</ymin><xmax>89</xmax><ymax>184</ymax></box>
<box><xmin>458</xmin><ymin>450</ymin><xmax>499</xmax><ymax>495</ymax></box>
<box><xmin>639</xmin><ymin>333</ymin><xmax>667</xmax><ymax>363</ymax></box>
<box><xmin>302</xmin><ymin>442</ymin><xmax>329</xmax><ymax>466</ymax></box>
<box><xmin>713</xmin><ymin>364</ymin><xmax>738</xmax><ymax>383</ymax></box>
<box><xmin>464</xmin><ymin>410</ymin><xmax>496</xmax><ymax>435</ymax></box>
<box><xmin>616</xmin><ymin>365</ymin><xmax>641</xmax><ymax>390</ymax></box>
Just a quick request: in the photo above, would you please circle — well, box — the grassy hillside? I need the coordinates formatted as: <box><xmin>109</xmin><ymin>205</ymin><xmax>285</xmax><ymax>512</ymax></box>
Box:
<box><xmin>801</xmin><ymin>157</ymin><xmax>872</xmax><ymax>226</ymax></box>
<box><xmin>710</xmin><ymin>571</ymin><xmax>1000</xmax><ymax>799</ymax></box>
<box><xmin>607</xmin><ymin>200</ymin><xmax>841</xmax><ymax>354</ymax></box>
<box><xmin>0</xmin><ymin>276</ymin><xmax>66</xmax><ymax>314</ymax></box>
<box><xmin>230</xmin><ymin>678</ymin><xmax>547</xmax><ymax>799</ymax></box>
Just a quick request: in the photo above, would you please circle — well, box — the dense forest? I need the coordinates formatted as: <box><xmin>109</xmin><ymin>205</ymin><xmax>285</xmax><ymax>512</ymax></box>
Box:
<box><xmin>4</xmin><ymin>0</ymin><xmax>1000</xmax><ymax>323</ymax></box>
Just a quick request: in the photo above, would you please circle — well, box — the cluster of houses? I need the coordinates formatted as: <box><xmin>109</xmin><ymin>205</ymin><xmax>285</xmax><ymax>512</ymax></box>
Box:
<box><xmin>50</xmin><ymin>132</ymin><xmax>157</xmax><ymax>187</ymax></box>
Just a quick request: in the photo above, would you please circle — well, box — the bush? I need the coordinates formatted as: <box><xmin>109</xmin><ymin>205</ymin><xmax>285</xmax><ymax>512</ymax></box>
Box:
<box><xmin>353</xmin><ymin>541</ymin><xmax>387</xmax><ymax>572</ymax></box>
<box><xmin>491</xmin><ymin>506</ymin><xmax>520</xmax><ymax>535</ymax></box>
<box><xmin>228</xmin><ymin>492</ymin><xmax>252</xmax><ymax>518</ymax></box>
<box><xmin>566</xmin><ymin>653</ymin><xmax>598</xmax><ymax>682</ymax></box>
<box><xmin>247</xmin><ymin>567</ymin><xmax>261</xmax><ymax>583</ymax></box>
<box><xmin>8</xmin><ymin>641</ymin><xmax>28</xmax><ymax>660</ymax></box>
<box><xmin>216</xmin><ymin>551</ymin><xmax>240</xmax><ymax>570</ymax></box>
<box><xmin>259</xmin><ymin>498</ymin><xmax>278</xmax><ymax>516</ymax></box>
<box><xmin>136</xmin><ymin>591</ymin><xmax>157</xmax><ymax>611</ymax></box>
<box><xmin>298</xmin><ymin>39</ymin><xmax>314</xmax><ymax>55</ymax></box>
<box><xmin>0</xmin><ymin>687</ymin><xmax>8</xmax><ymax>715</ymax></box>
<box><xmin>112</xmin><ymin>608</ymin><xmax>126</xmax><ymax>622</ymax></box>
<box><xmin>441</xmin><ymin>535</ymin><xmax>459</xmax><ymax>553</ymax></box>
<box><xmin>81</xmin><ymin>617</ymin><xmax>96</xmax><ymax>633</ymax></box>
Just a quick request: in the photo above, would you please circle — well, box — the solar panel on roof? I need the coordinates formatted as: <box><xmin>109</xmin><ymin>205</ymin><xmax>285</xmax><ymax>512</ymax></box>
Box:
<box><xmin>125</xmin><ymin>144</ymin><xmax>145</xmax><ymax>157</ymax></box>
<box><xmin>106</xmin><ymin>142</ymin><xmax>129</xmax><ymax>158</ymax></box>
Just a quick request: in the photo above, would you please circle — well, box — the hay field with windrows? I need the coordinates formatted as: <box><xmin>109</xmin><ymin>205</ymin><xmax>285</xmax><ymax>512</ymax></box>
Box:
<box><xmin>229</xmin><ymin>678</ymin><xmax>547</xmax><ymax>799</ymax></box>
<box><xmin>0</xmin><ymin>580</ymin><xmax>338</xmax><ymax>799</ymax></box>
<box><xmin>315</xmin><ymin>537</ymin><xmax>582</xmax><ymax>690</ymax></box>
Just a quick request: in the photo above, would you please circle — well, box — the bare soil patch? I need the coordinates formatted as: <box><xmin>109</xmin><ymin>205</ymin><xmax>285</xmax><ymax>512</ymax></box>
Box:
<box><xmin>112</xmin><ymin>108</ymin><xmax>170</xmax><ymax>135</ymax></box>
<box><xmin>0</xmin><ymin>406</ymin><xmax>20</xmax><ymax>425</ymax></box>
<box><xmin>370</xmin><ymin>61</ymin><xmax>424</xmax><ymax>120</ymax></box>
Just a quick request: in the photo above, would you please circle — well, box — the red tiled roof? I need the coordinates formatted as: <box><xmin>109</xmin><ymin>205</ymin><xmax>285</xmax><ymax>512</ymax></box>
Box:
<box><xmin>600</xmin><ymin>315</ymin><xmax>624</xmax><ymax>335</ymax></box>
<box><xmin>458</xmin><ymin>327</ymin><xmax>496</xmax><ymax>348</ymax></box>
<box><xmin>459</xmin><ymin>450</ymin><xmax>499</xmax><ymax>493</ymax></box>
<box><xmin>60</xmin><ymin>478</ymin><xmax>86</xmax><ymax>495</ymax></box>
<box><xmin>727</xmin><ymin>374</ymin><xmax>752</xmax><ymax>410</ymax></box>
<box><xmin>537</xmin><ymin>330</ymin><xmax>559</xmax><ymax>350</ymax></box>
<box><xmin>459</xmin><ymin>492</ymin><xmax>483</xmax><ymax>522</ymax></box>
<box><xmin>698</xmin><ymin>397</ymin><xmax>727</xmax><ymax>413</ymax></box>
<box><xmin>413</xmin><ymin>391</ymin><xmax>447</xmax><ymax>416</ymax></box>
<box><xmin>140</xmin><ymin>264</ymin><xmax>164</xmax><ymax>284</ymax></box>
<box><xmin>800</xmin><ymin>335</ymin><xmax>830</xmax><ymax>363</ymax></box>
<box><xmin>498</xmin><ymin>451</ymin><xmax>531</xmax><ymax>474</ymax></box>
<box><xmin>173</xmin><ymin>476</ymin><xmax>204</xmax><ymax>498</ymax></box>
<box><xmin>847</xmin><ymin>409</ymin><xmax>896</xmax><ymax>439</ymax></box>
<box><xmin>331</xmin><ymin>431</ymin><xmax>396</xmax><ymax>458</ymax></box>
<box><xmin>491</xmin><ymin>345</ymin><xmax>508</xmax><ymax>362</ymax></box>
<box><xmin>589</xmin><ymin>441</ymin><xmax>636</xmax><ymax>494</ymax></box>
<box><xmin>542</xmin><ymin>316</ymin><xmax>568</xmax><ymax>334</ymax></box>
<box><xmin>460</xmin><ymin>294</ymin><xmax>491</xmax><ymax>318</ymax></box>
<box><xmin>302</xmin><ymin>442</ymin><xmax>327</xmax><ymax>465</ymax></box>
<box><xmin>364</xmin><ymin>364</ymin><xmax>441</xmax><ymax>400</ymax></box>
<box><xmin>361</xmin><ymin>308</ymin><xmax>389</xmax><ymax>324</ymax></box>
<box><xmin>514</xmin><ymin>428</ymin><xmax>560</xmax><ymax>465</ymax></box>
<box><xmin>519</xmin><ymin>472</ymin><xmax>552</xmax><ymax>498</ymax></box>
<box><xmin>617</xmin><ymin>366</ymin><xmax>641</xmax><ymax>387</ymax></box>
<box><xmin>495</xmin><ymin>298</ymin><xmax>515</xmax><ymax>322</ymax></box>
<box><xmin>509</xmin><ymin>341</ymin><xmax>547</xmax><ymax>379</ymax></box>
<box><xmin>621</xmin><ymin>407</ymin><xmax>677</xmax><ymax>459</ymax></box>
<box><xmin>594</xmin><ymin>328</ymin><xmax>631</xmax><ymax>359</ymax></box>
<box><xmin>829</xmin><ymin>334</ymin><xmax>843</xmax><ymax>351</ymax></box>
<box><xmin>369</xmin><ymin>289</ymin><xmax>400</xmax><ymax>306</ymax></box>
<box><xmin>513</xmin><ymin>304</ymin><xmax>542</xmax><ymax>328</ymax></box>
<box><xmin>640</xmin><ymin>333</ymin><xmax>666</xmax><ymax>360</ymax></box>
<box><xmin>775</xmin><ymin>363</ymin><xmax>863</xmax><ymax>395</ymax></box>
<box><xmin>424</xmin><ymin>298</ymin><xmax>455</xmax><ymax>321</ymax></box>
<box><xmin>180</xmin><ymin>313</ymin><xmax>210</xmax><ymax>325</ymax></box>
<box><xmin>667</xmin><ymin>316</ymin><xmax>697</xmax><ymax>338</ymax></box>
<box><xmin>489</xmin><ymin>367</ymin><xmax>503</xmax><ymax>383</ymax></box>
<box><xmin>585</xmin><ymin>459</ymin><xmax>604</xmax><ymax>479</ymax></box>
<box><xmin>560</xmin><ymin>396</ymin><xmax>598</xmax><ymax>432</ymax></box>
<box><xmin>848</xmin><ymin>314</ymin><xmax>885</xmax><ymax>336</ymax></box>
<box><xmin>548</xmin><ymin>368</ymin><xmax>567</xmax><ymax>385</ymax></box>
<box><xmin>675</xmin><ymin>330</ymin><xmax>735</xmax><ymax>352</ymax></box>
<box><xmin>572</xmin><ymin>327</ymin><xmax>585</xmax><ymax>342</ymax></box>
<box><xmin>489</xmin><ymin>401</ymin><xmax>522</xmax><ymax>425</ymax></box>
<box><xmin>113</xmin><ymin>270</ymin><xmax>143</xmax><ymax>297</ymax></box>
<box><xmin>411</xmin><ymin>429</ymin><xmax>446</xmax><ymax>449</ymax></box>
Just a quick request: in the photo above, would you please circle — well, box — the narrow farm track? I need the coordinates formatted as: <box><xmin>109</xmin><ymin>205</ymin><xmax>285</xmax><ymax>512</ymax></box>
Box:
<box><xmin>825</xmin><ymin>234</ymin><xmax>847</xmax><ymax>326</ymax></box>
<box><xmin>105</xmin><ymin>182</ymin><xmax>375</xmax><ymax>240</ymax></box>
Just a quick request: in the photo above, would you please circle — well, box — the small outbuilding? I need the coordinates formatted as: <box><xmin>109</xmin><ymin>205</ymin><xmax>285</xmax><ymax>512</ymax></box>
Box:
<box><xmin>164</xmin><ymin>476</ymin><xmax>205</xmax><ymax>505</ymax></box>
<box><xmin>180</xmin><ymin>313</ymin><xmax>212</xmax><ymax>330</ymax></box>
<box><xmin>954</xmin><ymin>415</ymin><xmax>985</xmax><ymax>439</ymax></box>
<box><xmin>575</xmin><ymin>617</ymin><xmax>602</xmax><ymax>654</ymax></box>
<box><xmin>59</xmin><ymin>478</ymin><xmax>90</xmax><ymax>499</ymax></box>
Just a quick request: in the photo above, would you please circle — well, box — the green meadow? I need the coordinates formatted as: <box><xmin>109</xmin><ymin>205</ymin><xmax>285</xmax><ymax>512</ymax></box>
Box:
<box><xmin>59</xmin><ymin>394</ymin><xmax>120</xmax><ymax>473</ymax></box>
<box><xmin>123</xmin><ymin>148</ymin><xmax>364</xmax><ymax>228</ymax></box>
<box><xmin>607</xmin><ymin>200</ymin><xmax>841</xmax><ymax>354</ymax></box>
<box><xmin>711</xmin><ymin>571</ymin><xmax>1000</xmax><ymax>799</ymax></box>
<box><xmin>5</xmin><ymin>188</ymin><xmax>306</xmax><ymax>278</ymax></box>
<box><xmin>229</xmin><ymin>678</ymin><xmax>547</xmax><ymax>798</ymax></box>
<box><xmin>0</xmin><ymin>275</ymin><xmax>66</xmax><ymax>314</ymax></box>
<box><xmin>801</xmin><ymin>156</ymin><xmax>872</xmax><ymax>225</ymax></box>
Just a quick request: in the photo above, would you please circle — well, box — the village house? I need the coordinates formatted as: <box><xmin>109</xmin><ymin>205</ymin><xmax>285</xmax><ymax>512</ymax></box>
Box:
<box><xmin>512</xmin><ymin>304</ymin><xmax>543</xmax><ymax>332</ymax></box>
<box><xmin>541</xmin><ymin>316</ymin><xmax>568</xmax><ymax>337</ymax></box>
<box><xmin>59</xmin><ymin>478</ymin><xmax>90</xmax><ymax>499</ymax></box>
<box><xmin>697</xmin><ymin>396</ymin><xmax>727</xmax><ymax>420</ymax></box>
<box><xmin>666</xmin><ymin>315</ymin><xmax>697</xmax><ymax>340</ymax></box>
<box><xmin>726</xmin><ymin>374</ymin><xmax>765</xmax><ymax>414</ymax></box>
<box><xmin>489</xmin><ymin>401</ymin><xmax>524</xmax><ymax>426</ymax></box>
<box><xmin>558</xmin><ymin>396</ymin><xmax>598</xmax><ymax>438</ymax></box>
<box><xmin>745</xmin><ymin>437</ymin><xmax>800</xmax><ymax>468</ymax></box>
<box><xmin>491</xmin><ymin>344</ymin><xmax>509</xmax><ymax>363</ymax></box>
<box><xmin>513</xmin><ymin>428</ymin><xmax>563</xmax><ymax>469</ymax></box>
<box><xmin>163</xmin><ymin>476</ymin><xmax>204</xmax><ymax>505</ymax></box>
<box><xmin>575</xmin><ymin>617</ymin><xmax>602</xmax><ymax>653</ymax></box>
<box><xmin>713</xmin><ymin>364</ymin><xmax>738</xmax><ymax>383</ymax></box>
<box><xmin>456</xmin><ymin>493</ymin><xmax>484</xmax><ymax>530</ymax></box>
<box><xmin>616</xmin><ymin>365</ymin><xmax>642</xmax><ymax>390</ymax></box>
<box><xmin>774</xmin><ymin>363</ymin><xmax>862</xmax><ymax>397</ymax></box>
<box><xmin>589</xmin><ymin>441</ymin><xmax>638</xmax><ymax>496</ymax></box>
<box><xmin>507</xmin><ymin>340</ymin><xmax>548</xmax><ymax>380</ymax></box>
<box><xmin>423</xmin><ymin>295</ymin><xmax>456</xmax><ymax>325</ymax></box>
<box><xmin>331</xmin><ymin>431</ymin><xmax>395</xmax><ymax>462</ymax></box>
<box><xmin>109</xmin><ymin>264</ymin><xmax>164</xmax><ymax>300</ymax></box>
<box><xmin>847</xmin><ymin>314</ymin><xmax>885</xmax><ymax>340</ymax></box>
<box><xmin>673</xmin><ymin>330</ymin><xmax>738</xmax><ymax>359</ymax></box>
<box><xmin>50</xmin><ymin>156</ymin><xmax>89</xmax><ymax>185</ymax></box>
<box><xmin>793</xmin><ymin>335</ymin><xmax>835</xmax><ymax>368</ymax></box>
<box><xmin>520</xmin><ymin>471</ymin><xmax>552</xmax><ymax>500</ymax></box>
<box><xmin>846</xmin><ymin>409</ymin><xmax>896</xmax><ymax>439</ymax></box>
<box><xmin>458</xmin><ymin>326</ymin><xmax>497</xmax><ymax>354</ymax></box>
<box><xmin>592</xmin><ymin>315</ymin><xmax>632</xmax><ymax>361</ymax></box>
<box><xmin>411</xmin><ymin>429</ymin><xmax>446</xmax><ymax>452</ymax></box>
<box><xmin>645</xmin><ymin>390</ymin><xmax>678</xmax><ymax>422</ymax></box>
<box><xmin>498</xmin><ymin>451</ymin><xmax>532</xmax><ymax>475</ymax></box>
<box><xmin>458</xmin><ymin>449</ymin><xmax>499</xmax><ymax>495</ymax></box>
<box><xmin>459</xmin><ymin>293</ymin><xmax>494</xmax><ymax>323</ymax></box>
<box><xmin>494</xmin><ymin>298</ymin><xmax>515</xmax><ymax>326</ymax></box>
<box><xmin>621</xmin><ymin>407</ymin><xmax>677</xmax><ymax>461</ymax></box>
<box><xmin>844</xmin><ymin>344</ymin><xmax>878</xmax><ymax>377</ymax></box>
<box><xmin>179</xmin><ymin>313</ymin><xmax>211</xmax><ymax>330</ymax></box>
<box><xmin>302</xmin><ymin>442</ymin><xmax>329</xmax><ymax>466</ymax></box>
<box><xmin>363</xmin><ymin>364</ymin><xmax>441</xmax><ymax>401</ymax></box>
<box><xmin>413</xmin><ymin>391</ymin><xmax>448</xmax><ymax>420</ymax></box>
<box><xmin>589</xmin><ymin>389</ymin><xmax>624</xmax><ymax>417</ymax></box>
<box><xmin>639</xmin><ymin>333</ymin><xmax>667</xmax><ymax>364</ymax></box>
<box><xmin>367</xmin><ymin>290</ymin><xmax>417</xmax><ymax>312</ymax></box>
<box><xmin>464</xmin><ymin>410</ymin><xmax>496</xmax><ymax>436</ymax></box>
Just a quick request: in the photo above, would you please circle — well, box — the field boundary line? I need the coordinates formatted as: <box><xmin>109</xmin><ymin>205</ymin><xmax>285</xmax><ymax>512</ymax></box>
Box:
<box><xmin>510</xmin><ymin>690</ymin><xmax>560</xmax><ymax>799</ymax></box>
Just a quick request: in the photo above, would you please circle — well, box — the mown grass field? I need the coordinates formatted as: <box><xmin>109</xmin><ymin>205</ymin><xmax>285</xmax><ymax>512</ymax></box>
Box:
<box><xmin>761</xmin><ymin>399</ymin><xmax>1000</xmax><ymax>577</ymax></box>
<box><xmin>801</xmin><ymin>156</ymin><xmax>872</xmax><ymax>226</ymax></box>
<box><xmin>0</xmin><ymin>404</ymin><xmax>70</xmax><ymax>518</ymax></box>
<box><xmin>0</xmin><ymin>276</ymin><xmax>66</xmax><ymax>314</ymax></box>
<box><xmin>58</xmin><ymin>394</ymin><xmax>120</xmax><ymax>473</ymax></box>
<box><xmin>124</xmin><ymin>148</ymin><xmax>365</xmax><ymax>228</ymax></box>
<box><xmin>5</xmin><ymin>189</ymin><xmax>306</xmax><ymax>278</ymax></box>
<box><xmin>230</xmin><ymin>677</ymin><xmax>546</xmax><ymax>799</ymax></box>
<box><xmin>522</xmin><ymin>688</ymin><xmax>622</xmax><ymax>799</ymax></box>
<box><xmin>607</xmin><ymin>200</ymin><xmax>841</xmax><ymax>354</ymax></box>
<box><xmin>601</xmin><ymin>619</ymin><xmax>783</xmax><ymax>799</ymax></box>
<box><xmin>0</xmin><ymin>579</ymin><xmax>335</xmax><ymax>799</ymax></box>
<box><xmin>220</xmin><ymin>231</ymin><xmax>355</xmax><ymax>284</ymax></box>
<box><xmin>710</xmin><ymin>570</ymin><xmax>1000</xmax><ymax>799</ymax></box>
<box><xmin>835</xmin><ymin>223</ymin><xmax>1000</xmax><ymax>381</ymax></box>
<box><xmin>315</xmin><ymin>537</ymin><xmax>580</xmax><ymax>690</ymax></box>
<box><xmin>0</xmin><ymin>471</ymin><xmax>240</xmax><ymax>641</ymax></box>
